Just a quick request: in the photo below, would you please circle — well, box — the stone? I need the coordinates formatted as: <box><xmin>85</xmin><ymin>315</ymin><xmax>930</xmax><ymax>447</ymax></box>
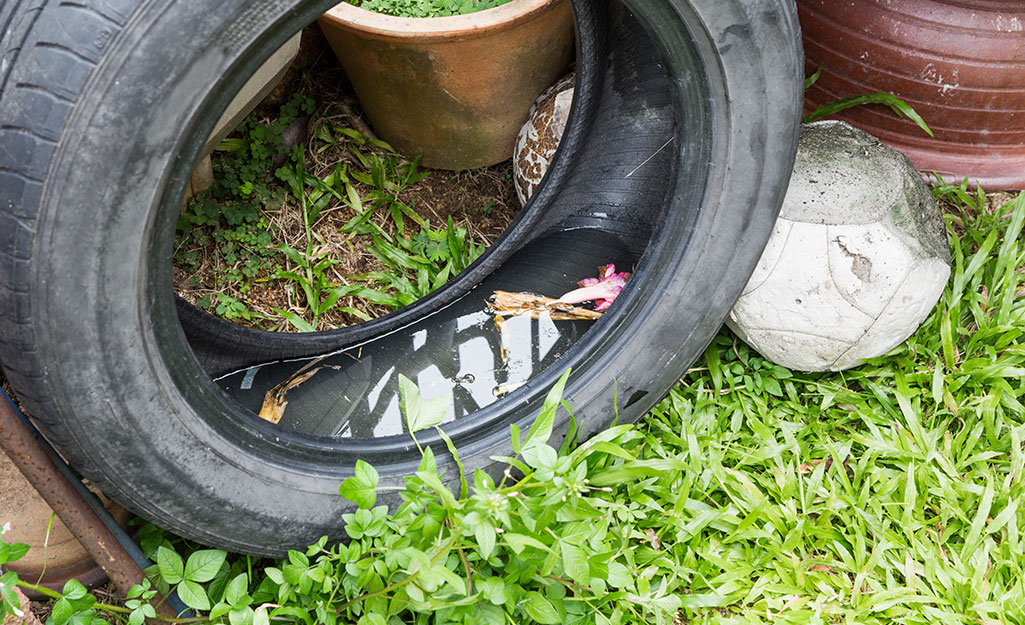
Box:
<box><xmin>726</xmin><ymin>120</ymin><xmax>951</xmax><ymax>371</ymax></box>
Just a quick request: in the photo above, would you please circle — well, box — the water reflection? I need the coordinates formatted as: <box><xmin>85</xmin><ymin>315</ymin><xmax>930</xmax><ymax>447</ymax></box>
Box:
<box><xmin>216</xmin><ymin>229</ymin><xmax>634</xmax><ymax>438</ymax></box>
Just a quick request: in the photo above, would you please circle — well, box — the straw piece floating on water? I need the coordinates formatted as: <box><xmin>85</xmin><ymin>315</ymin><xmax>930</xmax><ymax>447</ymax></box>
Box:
<box><xmin>487</xmin><ymin>290</ymin><xmax>602</xmax><ymax>321</ymax></box>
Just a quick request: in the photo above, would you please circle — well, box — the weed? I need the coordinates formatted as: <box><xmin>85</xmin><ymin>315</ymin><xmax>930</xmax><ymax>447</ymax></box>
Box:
<box><xmin>265</xmin><ymin>149</ymin><xmax>354</xmax><ymax>330</ymax></box>
<box><xmin>174</xmin><ymin>91</ymin><xmax>502</xmax><ymax>331</ymax></box>
<box><xmin>350</xmin><ymin>218</ymin><xmax>485</xmax><ymax>310</ymax></box>
<box><xmin>1</xmin><ymin>371</ymin><xmax>686</xmax><ymax>625</ymax></box>
<box><xmin>803</xmin><ymin>67</ymin><xmax>933</xmax><ymax>136</ymax></box>
<box><xmin>266</xmin><ymin>123</ymin><xmax>485</xmax><ymax>322</ymax></box>
<box><xmin>351</xmin><ymin>0</ymin><xmax>514</xmax><ymax>18</ymax></box>
<box><xmin>9</xmin><ymin>190</ymin><xmax>1025</xmax><ymax>624</ymax></box>
<box><xmin>175</xmin><ymin>94</ymin><xmax>316</xmax><ymax>295</ymax></box>
<box><xmin>214</xmin><ymin>93</ymin><xmax>316</xmax><ymax>201</ymax></box>
<box><xmin>176</xmin><ymin>195</ymin><xmax>277</xmax><ymax>290</ymax></box>
<box><xmin>194</xmin><ymin>293</ymin><xmax>265</xmax><ymax>325</ymax></box>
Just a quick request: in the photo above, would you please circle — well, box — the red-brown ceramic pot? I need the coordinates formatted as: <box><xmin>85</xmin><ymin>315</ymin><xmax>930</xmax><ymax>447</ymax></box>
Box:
<box><xmin>0</xmin><ymin>450</ymin><xmax>131</xmax><ymax>597</ymax></box>
<box><xmin>318</xmin><ymin>0</ymin><xmax>574</xmax><ymax>170</ymax></box>
<box><xmin>799</xmin><ymin>0</ymin><xmax>1025</xmax><ymax>190</ymax></box>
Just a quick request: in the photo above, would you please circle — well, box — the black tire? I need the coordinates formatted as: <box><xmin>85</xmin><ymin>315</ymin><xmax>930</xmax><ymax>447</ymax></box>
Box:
<box><xmin>0</xmin><ymin>0</ymin><xmax>802</xmax><ymax>554</ymax></box>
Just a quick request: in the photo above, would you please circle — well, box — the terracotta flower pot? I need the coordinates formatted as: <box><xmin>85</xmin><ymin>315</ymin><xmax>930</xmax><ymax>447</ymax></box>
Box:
<box><xmin>0</xmin><ymin>449</ymin><xmax>130</xmax><ymax>597</ymax></box>
<box><xmin>798</xmin><ymin>0</ymin><xmax>1025</xmax><ymax>190</ymax></box>
<box><xmin>318</xmin><ymin>0</ymin><xmax>574</xmax><ymax>170</ymax></box>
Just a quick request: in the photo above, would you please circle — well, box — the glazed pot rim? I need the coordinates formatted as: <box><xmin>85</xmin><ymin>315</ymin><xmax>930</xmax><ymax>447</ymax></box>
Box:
<box><xmin>319</xmin><ymin>0</ymin><xmax>564</xmax><ymax>40</ymax></box>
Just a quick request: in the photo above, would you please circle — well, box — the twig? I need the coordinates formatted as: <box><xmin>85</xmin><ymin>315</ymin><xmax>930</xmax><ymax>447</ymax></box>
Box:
<box><xmin>625</xmin><ymin>136</ymin><xmax>674</xmax><ymax>178</ymax></box>
<box><xmin>338</xmin><ymin>96</ymin><xmax>379</xmax><ymax>143</ymax></box>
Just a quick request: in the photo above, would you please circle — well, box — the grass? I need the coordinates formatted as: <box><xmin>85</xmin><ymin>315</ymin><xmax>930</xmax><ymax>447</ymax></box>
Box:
<box><xmin>173</xmin><ymin>93</ymin><xmax>514</xmax><ymax>332</ymax></box>
<box><xmin>644</xmin><ymin>184</ymin><xmax>1025</xmax><ymax>623</ymax></box>
<box><xmin>351</xmin><ymin>0</ymin><xmax>514</xmax><ymax>18</ymax></box>
<box><xmin>8</xmin><ymin>185</ymin><xmax>1024</xmax><ymax>625</ymax></box>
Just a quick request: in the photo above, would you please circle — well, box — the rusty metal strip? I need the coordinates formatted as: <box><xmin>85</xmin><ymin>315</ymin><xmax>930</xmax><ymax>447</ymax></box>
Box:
<box><xmin>0</xmin><ymin>392</ymin><xmax>180</xmax><ymax>618</ymax></box>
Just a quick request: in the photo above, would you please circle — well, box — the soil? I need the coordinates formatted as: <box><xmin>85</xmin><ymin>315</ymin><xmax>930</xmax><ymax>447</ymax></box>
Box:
<box><xmin>172</xmin><ymin>26</ymin><xmax>522</xmax><ymax>331</ymax></box>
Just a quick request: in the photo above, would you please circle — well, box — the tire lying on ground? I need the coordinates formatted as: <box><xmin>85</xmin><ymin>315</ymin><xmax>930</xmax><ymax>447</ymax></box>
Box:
<box><xmin>0</xmin><ymin>0</ymin><xmax>802</xmax><ymax>555</ymax></box>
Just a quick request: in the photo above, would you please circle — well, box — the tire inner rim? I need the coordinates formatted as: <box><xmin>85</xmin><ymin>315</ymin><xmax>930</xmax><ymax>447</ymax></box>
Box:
<box><xmin>160</xmin><ymin>0</ymin><xmax>705</xmax><ymax>460</ymax></box>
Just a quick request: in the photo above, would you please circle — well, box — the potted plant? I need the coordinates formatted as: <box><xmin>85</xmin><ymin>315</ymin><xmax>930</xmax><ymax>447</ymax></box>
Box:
<box><xmin>797</xmin><ymin>0</ymin><xmax>1025</xmax><ymax>190</ymax></box>
<box><xmin>317</xmin><ymin>0</ymin><xmax>574</xmax><ymax>170</ymax></box>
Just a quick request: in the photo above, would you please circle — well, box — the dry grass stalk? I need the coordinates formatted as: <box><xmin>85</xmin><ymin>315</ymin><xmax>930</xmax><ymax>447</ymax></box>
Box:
<box><xmin>488</xmin><ymin>290</ymin><xmax>602</xmax><ymax>321</ymax></box>
<box><xmin>258</xmin><ymin>356</ymin><xmax>337</xmax><ymax>423</ymax></box>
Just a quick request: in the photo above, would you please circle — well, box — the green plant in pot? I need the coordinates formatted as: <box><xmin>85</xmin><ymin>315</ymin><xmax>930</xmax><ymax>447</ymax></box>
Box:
<box><xmin>352</xmin><ymin>0</ymin><xmax>515</xmax><ymax>18</ymax></box>
<box><xmin>317</xmin><ymin>0</ymin><xmax>574</xmax><ymax>170</ymax></box>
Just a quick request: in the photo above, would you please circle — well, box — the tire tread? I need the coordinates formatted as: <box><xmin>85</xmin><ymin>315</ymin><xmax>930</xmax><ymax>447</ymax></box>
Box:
<box><xmin>0</xmin><ymin>0</ymin><xmax>136</xmax><ymax>454</ymax></box>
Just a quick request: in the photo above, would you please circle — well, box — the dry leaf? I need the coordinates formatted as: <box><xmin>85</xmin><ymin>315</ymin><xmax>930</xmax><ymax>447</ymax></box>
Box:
<box><xmin>259</xmin><ymin>356</ymin><xmax>333</xmax><ymax>424</ymax></box>
<box><xmin>488</xmin><ymin>290</ymin><xmax>602</xmax><ymax>320</ymax></box>
<box><xmin>493</xmin><ymin>314</ymin><xmax>509</xmax><ymax>366</ymax></box>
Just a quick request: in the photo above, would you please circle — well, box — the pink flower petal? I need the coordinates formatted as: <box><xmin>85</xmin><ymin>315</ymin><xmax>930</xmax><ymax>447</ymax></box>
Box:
<box><xmin>558</xmin><ymin>264</ymin><xmax>631</xmax><ymax>310</ymax></box>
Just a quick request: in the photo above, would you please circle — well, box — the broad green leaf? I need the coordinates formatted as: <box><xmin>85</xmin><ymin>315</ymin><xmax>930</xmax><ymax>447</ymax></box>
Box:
<box><xmin>224</xmin><ymin>573</ymin><xmax>249</xmax><ymax>606</ymax></box>
<box><xmin>157</xmin><ymin>546</ymin><xmax>184</xmax><ymax>585</ymax></box>
<box><xmin>521</xmin><ymin>591</ymin><xmax>561</xmax><ymax>624</ymax></box>
<box><xmin>264</xmin><ymin>567</ymin><xmax>284</xmax><ymax>585</ymax></box>
<box><xmin>61</xmin><ymin>579</ymin><xmax>88</xmax><ymax>601</ymax></box>
<box><xmin>356</xmin><ymin>459</ymin><xmax>379</xmax><ymax>488</ymax></box>
<box><xmin>478</xmin><ymin>577</ymin><xmax>508</xmax><ymax>606</ymax></box>
<box><xmin>51</xmin><ymin>598</ymin><xmax>73</xmax><ymax>625</ymax></box>
<box><xmin>176</xmin><ymin>580</ymin><xmax>211</xmax><ymax>611</ymax></box>
<box><xmin>210</xmin><ymin>601</ymin><xmax>233</xmax><ymax>621</ymax></box>
<box><xmin>398</xmin><ymin>373</ymin><xmax>450</xmax><ymax>433</ymax></box>
<box><xmin>503</xmin><ymin>533</ymin><xmax>549</xmax><ymax>554</ymax></box>
<box><xmin>523</xmin><ymin>442</ymin><xmax>558</xmax><ymax>471</ymax></box>
<box><xmin>652</xmin><ymin>594</ymin><xmax>684</xmax><ymax>613</ymax></box>
<box><xmin>2</xmin><ymin>542</ymin><xmax>28</xmax><ymax>564</ymax></box>
<box><xmin>229</xmin><ymin>606</ymin><xmax>255</xmax><ymax>625</ymax></box>
<box><xmin>415</xmin><ymin>470</ymin><xmax>457</xmax><ymax>509</ymax></box>
<box><xmin>474</xmin><ymin>520</ymin><xmax>497</xmax><ymax>560</ymax></box>
<box><xmin>356</xmin><ymin>613</ymin><xmax>387</xmax><ymax>625</ymax></box>
<box><xmin>339</xmin><ymin>460</ymin><xmax>379</xmax><ymax>509</ymax></box>
<box><xmin>561</xmin><ymin>542</ymin><xmax>590</xmax><ymax>586</ymax></box>
<box><xmin>184</xmin><ymin>549</ymin><xmax>227</xmax><ymax>583</ymax></box>
<box><xmin>607</xmin><ymin>562</ymin><xmax>633</xmax><ymax>589</ymax></box>
<box><xmin>128</xmin><ymin>608</ymin><xmax>146</xmax><ymax>625</ymax></box>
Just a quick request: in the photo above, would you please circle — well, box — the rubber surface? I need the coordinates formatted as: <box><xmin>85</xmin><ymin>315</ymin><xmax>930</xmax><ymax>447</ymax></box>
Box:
<box><xmin>0</xmin><ymin>0</ymin><xmax>802</xmax><ymax>554</ymax></box>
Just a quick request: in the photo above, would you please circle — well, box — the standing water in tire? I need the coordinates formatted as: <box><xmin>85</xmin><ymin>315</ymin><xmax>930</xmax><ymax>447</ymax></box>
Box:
<box><xmin>216</xmin><ymin>230</ymin><xmax>633</xmax><ymax>437</ymax></box>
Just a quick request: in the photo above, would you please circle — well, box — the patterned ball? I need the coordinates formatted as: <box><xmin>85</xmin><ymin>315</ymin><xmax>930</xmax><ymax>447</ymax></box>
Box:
<box><xmin>513</xmin><ymin>73</ymin><xmax>574</xmax><ymax>206</ymax></box>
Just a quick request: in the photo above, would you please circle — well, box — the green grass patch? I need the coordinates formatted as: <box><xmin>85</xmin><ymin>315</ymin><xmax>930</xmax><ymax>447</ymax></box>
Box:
<box><xmin>350</xmin><ymin>0</ymin><xmax>514</xmax><ymax>18</ymax></box>
<box><xmin>650</xmin><ymin>185</ymin><xmax>1025</xmax><ymax>622</ymax></box>
<box><xmin>8</xmin><ymin>186</ymin><xmax>1024</xmax><ymax>624</ymax></box>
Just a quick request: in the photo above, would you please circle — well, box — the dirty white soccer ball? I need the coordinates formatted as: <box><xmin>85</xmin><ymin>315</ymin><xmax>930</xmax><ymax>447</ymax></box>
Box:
<box><xmin>726</xmin><ymin>121</ymin><xmax>951</xmax><ymax>372</ymax></box>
